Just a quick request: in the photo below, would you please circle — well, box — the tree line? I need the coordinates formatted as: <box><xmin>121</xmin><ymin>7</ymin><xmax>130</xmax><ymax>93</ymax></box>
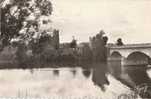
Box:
<box><xmin>0</xmin><ymin>0</ymin><xmax>124</xmax><ymax>69</ymax></box>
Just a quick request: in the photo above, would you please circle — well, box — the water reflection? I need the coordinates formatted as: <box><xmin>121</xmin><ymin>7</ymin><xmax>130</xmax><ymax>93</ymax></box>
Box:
<box><xmin>53</xmin><ymin>69</ymin><xmax>59</xmax><ymax>76</ymax></box>
<box><xmin>92</xmin><ymin>63</ymin><xmax>109</xmax><ymax>91</ymax></box>
<box><xmin>82</xmin><ymin>69</ymin><xmax>91</xmax><ymax>78</ymax></box>
<box><xmin>71</xmin><ymin>69</ymin><xmax>76</xmax><ymax>76</ymax></box>
<box><xmin>126</xmin><ymin>68</ymin><xmax>151</xmax><ymax>85</ymax></box>
<box><xmin>30</xmin><ymin>69</ymin><xmax>34</xmax><ymax>74</ymax></box>
<box><xmin>0</xmin><ymin>67</ymin><xmax>134</xmax><ymax>98</ymax></box>
<box><xmin>126</xmin><ymin>67</ymin><xmax>151</xmax><ymax>98</ymax></box>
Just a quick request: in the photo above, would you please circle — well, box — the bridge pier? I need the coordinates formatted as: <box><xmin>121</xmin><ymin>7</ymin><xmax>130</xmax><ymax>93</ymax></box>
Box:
<box><xmin>107</xmin><ymin>57</ymin><xmax>122</xmax><ymax>78</ymax></box>
<box><xmin>108</xmin><ymin>57</ymin><xmax>140</xmax><ymax>87</ymax></box>
<box><xmin>121</xmin><ymin>57</ymin><xmax>127</xmax><ymax>75</ymax></box>
<box><xmin>107</xmin><ymin>57</ymin><xmax>129</xmax><ymax>78</ymax></box>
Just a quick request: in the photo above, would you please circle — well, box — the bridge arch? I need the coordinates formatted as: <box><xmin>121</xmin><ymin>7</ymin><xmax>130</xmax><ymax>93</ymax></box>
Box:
<box><xmin>126</xmin><ymin>50</ymin><xmax>151</xmax><ymax>59</ymax></box>
<box><xmin>125</xmin><ymin>51</ymin><xmax>151</xmax><ymax>85</ymax></box>
<box><xmin>125</xmin><ymin>51</ymin><xmax>150</xmax><ymax>67</ymax></box>
<box><xmin>111</xmin><ymin>51</ymin><xmax>122</xmax><ymax>58</ymax></box>
<box><xmin>110</xmin><ymin>49</ymin><xmax>151</xmax><ymax>58</ymax></box>
<box><xmin>127</xmin><ymin>51</ymin><xmax>150</xmax><ymax>59</ymax></box>
<box><xmin>109</xmin><ymin>51</ymin><xmax>122</xmax><ymax>77</ymax></box>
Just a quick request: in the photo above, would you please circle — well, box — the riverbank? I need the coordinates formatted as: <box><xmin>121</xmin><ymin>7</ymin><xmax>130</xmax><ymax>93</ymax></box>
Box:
<box><xmin>0</xmin><ymin>61</ymin><xmax>93</xmax><ymax>69</ymax></box>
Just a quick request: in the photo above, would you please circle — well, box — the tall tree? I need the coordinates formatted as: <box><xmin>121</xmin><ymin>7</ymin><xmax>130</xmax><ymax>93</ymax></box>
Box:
<box><xmin>91</xmin><ymin>30</ymin><xmax>109</xmax><ymax>91</ymax></box>
<box><xmin>70</xmin><ymin>36</ymin><xmax>77</xmax><ymax>48</ymax></box>
<box><xmin>1</xmin><ymin>0</ymin><xmax>52</xmax><ymax>48</ymax></box>
<box><xmin>91</xmin><ymin>30</ymin><xmax>108</xmax><ymax>62</ymax></box>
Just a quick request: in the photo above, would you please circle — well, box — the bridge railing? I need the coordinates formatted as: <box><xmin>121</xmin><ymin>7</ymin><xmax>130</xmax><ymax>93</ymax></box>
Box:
<box><xmin>107</xmin><ymin>43</ymin><xmax>151</xmax><ymax>49</ymax></box>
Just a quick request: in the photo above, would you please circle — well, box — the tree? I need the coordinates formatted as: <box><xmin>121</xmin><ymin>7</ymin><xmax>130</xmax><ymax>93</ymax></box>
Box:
<box><xmin>79</xmin><ymin>43</ymin><xmax>93</xmax><ymax>63</ymax></box>
<box><xmin>116</xmin><ymin>38</ymin><xmax>124</xmax><ymax>46</ymax></box>
<box><xmin>103</xmin><ymin>36</ymin><xmax>108</xmax><ymax>45</ymax></box>
<box><xmin>91</xmin><ymin>30</ymin><xmax>108</xmax><ymax>62</ymax></box>
<box><xmin>91</xmin><ymin>30</ymin><xmax>109</xmax><ymax>90</ymax></box>
<box><xmin>1</xmin><ymin>0</ymin><xmax>52</xmax><ymax>49</ymax></box>
<box><xmin>70</xmin><ymin>36</ymin><xmax>77</xmax><ymax>48</ymax></box>
<box><xmin>29</xmin><ymin>32</ymin><xmax>51</xmax><ymax>55</ymax></box>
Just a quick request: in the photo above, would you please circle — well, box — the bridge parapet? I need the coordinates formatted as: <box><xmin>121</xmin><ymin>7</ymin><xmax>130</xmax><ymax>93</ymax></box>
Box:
<box><xmin>107</xmin><ymin>43</ymin><xmax>151</xmax><ymax>48</ymax></box>
<box><xmin>107</xmin><ymin>43</ymin><xmax>151</xmax><ymax>49</ymax></box>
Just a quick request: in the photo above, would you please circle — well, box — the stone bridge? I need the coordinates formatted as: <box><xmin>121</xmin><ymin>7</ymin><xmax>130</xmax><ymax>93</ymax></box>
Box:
<box><xmin>107</xmin><ymin>43</ymin><xmax>151</xmax><ymax>78</ymax></box>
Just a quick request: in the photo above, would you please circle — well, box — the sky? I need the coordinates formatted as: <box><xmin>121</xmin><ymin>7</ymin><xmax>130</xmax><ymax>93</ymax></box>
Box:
<box><xmin>50</xmin><ymin>0</ymin><xmax>151</xmax><ymax>44</ymax></box>
<box><xmin>2</xmin><ymin>0</ymin><xmax>151</xmax><ymax>44</ymax></box>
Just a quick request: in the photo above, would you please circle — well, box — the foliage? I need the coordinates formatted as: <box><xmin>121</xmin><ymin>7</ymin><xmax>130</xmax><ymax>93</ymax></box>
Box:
<box><xmin>1</xmin><ymin>0</ymin><xmax>52</xmax><ymax>48</ymax></box>
<box><xmin>70</xmin><ymin>36</ymin><xmax>77</xmax><ymax>48</ymax></box>
<box><xmin>91</xmin><ymin>30</ymin><xmax>108</xmax><ymax>62</ymax></box>
<box><xmin>79</xmin><ymin>43</ymin><xmax>93</xmax><ymax>62</ymax></box>
<box><xmin>29</xmin><ymin>33</ymin><xmax>51</xmax><ymax>55</ymax></box>
<box><xmin>116</xmin><ymin>38</ymin><xmax>124</xmax><ymax>46</ymax></box>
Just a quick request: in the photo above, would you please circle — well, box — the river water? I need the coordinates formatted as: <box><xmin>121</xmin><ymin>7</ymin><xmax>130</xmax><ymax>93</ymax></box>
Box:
<box><xmin>0</xmin><ymin>67</ymin><xmax>150</xmax><ymax>99</ymax></box>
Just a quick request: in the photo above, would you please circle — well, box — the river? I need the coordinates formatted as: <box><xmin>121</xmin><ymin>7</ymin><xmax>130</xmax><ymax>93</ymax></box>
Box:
<box><xmin>0</xmin><ymin>67</ymin><xmax>150</xmax><ymax>99</ymax></box>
